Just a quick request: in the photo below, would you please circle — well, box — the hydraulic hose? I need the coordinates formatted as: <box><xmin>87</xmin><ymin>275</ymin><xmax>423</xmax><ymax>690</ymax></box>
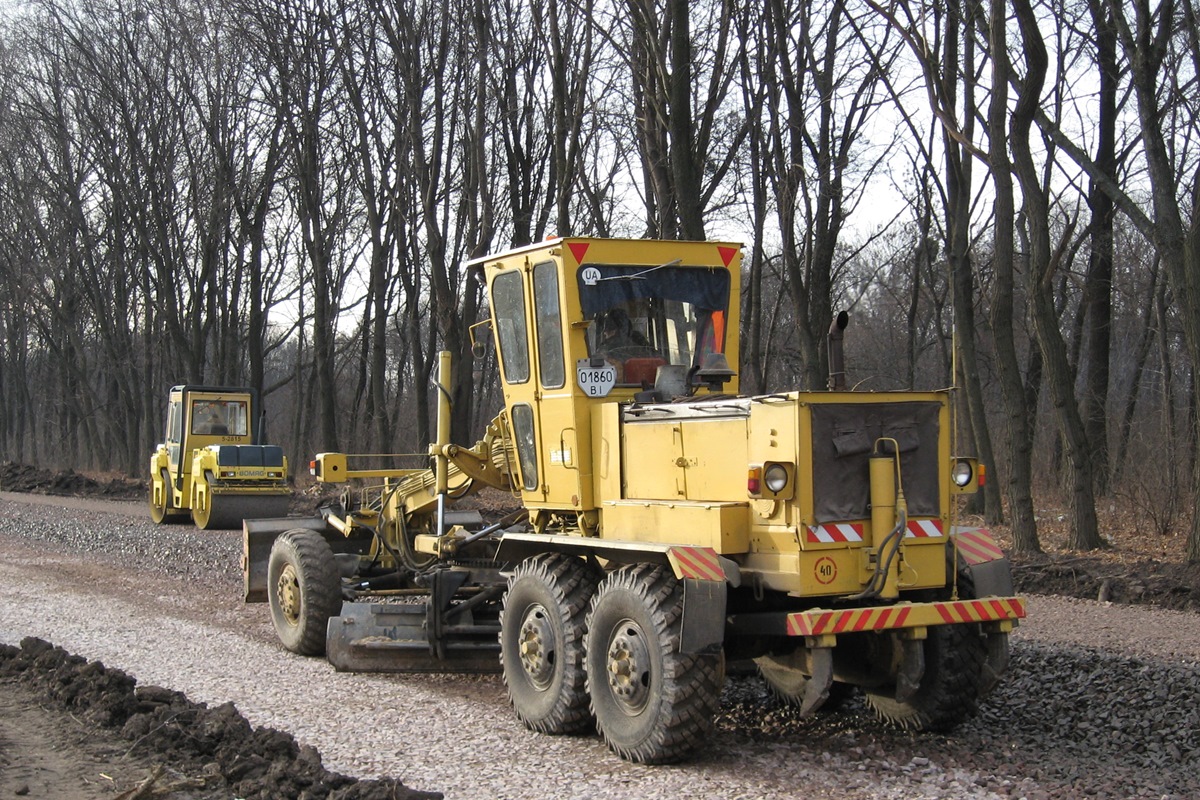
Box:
<box><xmin>846</xmin><ymin>506</ymin><xmax>907</xmax><ymax>602</ymax></box>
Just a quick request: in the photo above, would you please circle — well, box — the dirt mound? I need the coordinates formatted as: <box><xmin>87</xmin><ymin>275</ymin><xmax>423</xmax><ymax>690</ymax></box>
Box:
<box><xmin>0</xmin><ymin>638</ymin><xmax>440</xmax><ymax>800</ymax></box>
<box><xmin>983</xmin><ymin>502</ymin><xmax>1200</xmax><ymax>612</ymax></box>
<box><xmin>1012</xmin><ymin>552</ymin><xmax>1200</xmax><ymax>612</ymax></box>
<box><xmin>0</xmin><ymin>461</ymin><xmax>145</xmax><ymax>500</ymax></box>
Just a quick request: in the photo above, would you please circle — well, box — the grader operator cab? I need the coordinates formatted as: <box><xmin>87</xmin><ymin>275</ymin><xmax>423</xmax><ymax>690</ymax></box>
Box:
<box><xmin>243</xmin><ymin>237</ymin><xmax>1024</xmax><ymax>764</ymax></box>
<box><xmin>150</xmin><ymin>386</ymin><xmax>290</xmax><ymax>530</ymax></box>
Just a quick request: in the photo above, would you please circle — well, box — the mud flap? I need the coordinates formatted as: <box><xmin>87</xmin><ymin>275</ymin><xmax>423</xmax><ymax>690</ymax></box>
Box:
<box><xmin>980</xmin><ymin>632</ymin><xmax>1010</xmax><ymax>696</ymax></box>
<box><xmin>679</xmin><ymin>578</ymin><xmax>726</xmax><ymax>655</ymax></box>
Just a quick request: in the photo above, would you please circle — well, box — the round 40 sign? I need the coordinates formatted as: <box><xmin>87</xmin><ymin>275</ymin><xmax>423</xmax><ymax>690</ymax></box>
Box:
<box><xmin>577</xmin><ymin>359</ymin><xmax>616</xmax><ymax>397</ymax></box>
<box><xmin>814</xmin><ymin>556</ymin><xmax>838</xmax><ymax>585</ymax></box>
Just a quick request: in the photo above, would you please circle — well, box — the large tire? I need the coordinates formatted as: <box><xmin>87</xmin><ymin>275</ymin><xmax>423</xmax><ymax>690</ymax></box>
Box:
<box><xmin>267</xmin><ymin>529</ymin><xmax>342</xmax><ymax>656</ymax></box>
<box><xmin>754</xmin><ymin>651</ymin><xmax>851</xmax><ymax>712</ymax></box>
<box><xmin>584</xmin><ymin>564</ymin><xmax>723</xmax><ymax>764</ymax></box>
<box><xmin>956</xmin><ymin>561</ymin><xmax>1010</xmax><ymax>700</ymax></box>
<box><xmin>499</xmin><ymin>553</ymin><xmax>600</xmax><ymax>734</ymax></box>
<box><xmin>863</xmin><ymin>620</ymin><xmax>988</xmax><ymax>731</ymax></box>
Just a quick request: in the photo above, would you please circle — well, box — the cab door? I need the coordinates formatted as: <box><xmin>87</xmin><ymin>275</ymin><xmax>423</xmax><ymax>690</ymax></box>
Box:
<box><xmin>491</xmin><ymin>267</ymin><xmax>542</xmax><ymax>501</ymax></box>
<box><xmin>166</xmin><ymin>391</ymin><xmax>184</xmax><ymax>478</ymax></box>
<box><xmin>490</xmin><ymin>259</ymin><xmax>587</xmax><ymax>510</ymax></box>
<box><xmin>529</xmin><ymin>259</ymin><xmax>587</xmax><ymax>508</ymax></box>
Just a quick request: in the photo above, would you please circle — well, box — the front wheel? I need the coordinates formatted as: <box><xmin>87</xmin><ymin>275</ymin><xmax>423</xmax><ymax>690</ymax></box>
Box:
<box><xmin>585</xmin><ymin>564</ymin><xmax>723</xmax><ymax>764</ymax></box>
<box><xmin>500</xmin><ymin>553</ymin><xmax>599</xmax><ymax>734</ymax></box>
<box><xmin>267</xmin><ymin>529</ymin><xmax>341</xmax><ymax>655</ymax></box>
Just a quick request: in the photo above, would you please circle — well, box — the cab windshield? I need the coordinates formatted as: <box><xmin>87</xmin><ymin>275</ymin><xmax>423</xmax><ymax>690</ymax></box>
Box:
<box><xmin>578</xmin><ymin>263</ymin><xmax>730</xmax><ymax>387</ymax></box>
<box><xmin>190</xmin><ymin>399</ymin><xmax>249</xmax><ymax>436</ymax></box>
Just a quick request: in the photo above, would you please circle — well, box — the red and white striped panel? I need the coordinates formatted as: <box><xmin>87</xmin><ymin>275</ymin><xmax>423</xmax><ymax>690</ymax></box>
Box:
<box><xmin>666</xmin><ymin>546</ymin><xmax>725</xmax><ymax>582</ymax></box>
<box><xmin>806</xmin><ymin>523</ymin><xmax>865</xmax><ymax>543</ymax></box>
<box><xmin>905</xmin><ymin>519</ymin><xmax>944</xmax><ymax>538</ymax></box>
<box><xmin>950</xmin><ymin>527</ymin><xmax>1006</xmax><ymax>565</ymax></box>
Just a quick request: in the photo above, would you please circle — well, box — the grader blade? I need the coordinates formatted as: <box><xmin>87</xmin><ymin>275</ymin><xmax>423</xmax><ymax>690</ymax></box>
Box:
<box><xmin>242</xmin><ymin>516</ymin><xmax>331</xmax><ymax>602</ymax></box>
<box><xmin>326</xmin><ymin>601</ymin><xmax>501</xmax><ymax>674</ymax></box>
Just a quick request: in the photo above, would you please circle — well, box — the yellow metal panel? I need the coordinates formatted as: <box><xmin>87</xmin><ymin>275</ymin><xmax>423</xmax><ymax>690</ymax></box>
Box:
<box><xmin>591</xmin><ymin>403</ymin><xmax>622</xmax><ymax>504</ymax></box>
<box><xmin>601</xmin><ymin>500</ymin><xmax>749</xmax><ymax>554</ymax></box>
<box><xmin>794</xmin><ymin>548</ymin><xmax>864</xmax><ymax>596</ymax></box>
<box><xmin>622</xmin><ymin>421</ymin><xmax>685</xmax><ymax>500</ymax></box>
<box><xmin>678</xmin><ymin>418</ymin><xmax>747</xmax><ymax>500</ymax></box>
<box><xmin>900</xmin><ymin>540</ymin><xmax>948</xmax><ymax>590</ymax></box>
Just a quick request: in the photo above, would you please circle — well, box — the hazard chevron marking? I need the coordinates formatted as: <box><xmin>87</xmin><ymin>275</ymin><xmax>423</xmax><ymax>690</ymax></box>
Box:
<box><xmin>785</xmin><ymin>597</ymin><xmax>1025</xmax><ymax>637</ymax></box>
<box><xmin>667</xmin><ymin>546</ymin><xmax>725</xmax><ymax>582</ymax></box>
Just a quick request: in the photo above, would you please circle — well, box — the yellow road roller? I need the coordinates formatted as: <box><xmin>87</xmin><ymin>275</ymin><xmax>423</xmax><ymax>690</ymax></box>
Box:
<box><xmin>149</xmin><ymin>385</ymin><xmax>290</xmax><ymax>530</ymax></box>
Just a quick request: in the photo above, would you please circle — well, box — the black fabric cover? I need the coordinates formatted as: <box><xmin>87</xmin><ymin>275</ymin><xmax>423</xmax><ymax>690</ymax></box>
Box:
<box><xmin>810</xmin><ymin>402</ymin><xmax>941</xmax><ymax>523</ymax></box>
<box><xmin>216</xmin><ymin>445</ymin><xmax>284</xmax><ymax>468</ymax></box>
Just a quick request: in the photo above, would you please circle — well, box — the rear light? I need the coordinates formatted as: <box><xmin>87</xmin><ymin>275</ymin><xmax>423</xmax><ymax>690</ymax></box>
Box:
<box><xmin>310</xmin><ymin>459</ymin><xmax>319</xmax><ymax>477</ymax></box>
<box><xmin>978</xmin><ymin>464</ymin><xmax>986</xmax><ymax>487</ymax></box>
<box><xmin>748</xmin><ymin>462</ymin><xmax>795</xmax><ymax>499</ymax></box>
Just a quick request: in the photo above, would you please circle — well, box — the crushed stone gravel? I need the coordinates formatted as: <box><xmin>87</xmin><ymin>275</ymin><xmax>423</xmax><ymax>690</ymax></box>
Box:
<box><xmin>1</xmin><ymin>493</ymin><xmax>1198</xmax><ymax>799</ymax></box>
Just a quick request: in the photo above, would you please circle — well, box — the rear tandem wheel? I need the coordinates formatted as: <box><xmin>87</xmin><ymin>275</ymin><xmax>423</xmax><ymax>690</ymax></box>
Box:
<box><xmin>584</xmin><ymin>564</ymin><xmax>723</xmax><ymax>764</ymax></box>
<box><xmin>499</xmin><ymin>553</ymin><xmax>600</xmax><ymax>734</ymax></box>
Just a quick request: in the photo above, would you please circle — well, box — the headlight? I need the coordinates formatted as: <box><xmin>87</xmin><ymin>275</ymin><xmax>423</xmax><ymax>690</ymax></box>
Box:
<box><xmin>952</xmin><ymin>460</ymin><xmax>974</xmax><ymax>487</ymax></box>
<box><xmin>764</xmin><ymin>463</ymin><xmax>789</xmax><ymax>493</ymax></box>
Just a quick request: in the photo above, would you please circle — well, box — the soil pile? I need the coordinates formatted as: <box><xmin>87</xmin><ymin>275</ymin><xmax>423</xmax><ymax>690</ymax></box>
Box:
<box><xmin>0</xmin><ymin>461</ymin><xmax>144</xmax><ymax>500</ymax></box>
<box><xmin>0</xmin><ymin>637</ymin><xmax>440</xmax><ymax>800</ymax></box>
<box><xmin>1012</xmin><ymin>551</ymin><xmax>1200</xmax><ymax>612</ymax></box>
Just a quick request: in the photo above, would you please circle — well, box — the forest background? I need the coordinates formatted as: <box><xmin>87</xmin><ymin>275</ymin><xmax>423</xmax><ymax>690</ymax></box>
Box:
<box><xmin>0</xmin><ymin>0</ymin><xmax>1197</xmax><ymax>561</ymax></box>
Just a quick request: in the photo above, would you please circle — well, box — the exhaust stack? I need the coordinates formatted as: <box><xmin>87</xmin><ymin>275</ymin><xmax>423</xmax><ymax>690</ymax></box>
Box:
<box><xmin>827</xmin><ymin>310</ymin><xmax>849</xmax><ymax>390</ymax></box>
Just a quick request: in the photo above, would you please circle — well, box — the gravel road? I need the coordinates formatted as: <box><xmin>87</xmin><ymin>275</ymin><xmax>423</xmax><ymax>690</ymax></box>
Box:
<box><xmin>1</xmin><ymin>492</ymin><xmax>1198</xmax><ymax>799</ymax></box>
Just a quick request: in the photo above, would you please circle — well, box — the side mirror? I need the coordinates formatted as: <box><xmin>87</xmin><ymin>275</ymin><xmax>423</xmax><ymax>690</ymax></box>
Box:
<box><xmin>468</xmin><ymin>319</ymin><xmax>493</xmax><ymax>360</ymax></box>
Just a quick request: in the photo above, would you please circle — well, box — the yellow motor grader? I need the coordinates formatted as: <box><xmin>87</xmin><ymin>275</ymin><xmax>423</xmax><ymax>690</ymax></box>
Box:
<box><xmin>243</xmin><ymin>237</ymin><xmax>1024</xmax><ymax>764</ymax></box>
<box><xmin>149</xmin><ymin>386</ymin><xmax>290</xmax><ymax>530</ymax></box>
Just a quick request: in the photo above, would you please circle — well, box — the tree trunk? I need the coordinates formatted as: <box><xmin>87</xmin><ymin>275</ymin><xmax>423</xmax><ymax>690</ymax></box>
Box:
<box><xmin>1012</xmin><ymin>0</ymin><xmax>1101</xmax><ymax>550</ymax></box>
<box><xmin>1079</xmin><ymin>0</ymin><xmax>1119</xmax><ymax>496</ymax></box>
<box><xmin>987</xmin><ymin>0</ymin><xmax>1039</xmax><ymax>550</ymax></box>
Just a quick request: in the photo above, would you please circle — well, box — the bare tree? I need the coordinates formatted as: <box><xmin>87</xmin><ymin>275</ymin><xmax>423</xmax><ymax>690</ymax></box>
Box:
<box><xmin>1010</xmin><ymin>0</ymin><xmax>1102</xmax><ymax>550</ymax></box>
<box><xmin>1031</xmin><ymin>1</ymin><xmax>1200</xmax><ymax>560</ymax></box>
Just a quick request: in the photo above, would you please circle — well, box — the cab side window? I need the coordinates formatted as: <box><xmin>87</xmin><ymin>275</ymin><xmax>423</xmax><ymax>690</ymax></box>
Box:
<box><xmin>533</xmin><ymin>261</ymin><xmax>564</xmax><ymax>389</ymax></box>
<box><xmin>492</xmin><ymin>270</ymin><xmax>530</xmax><ymax>384</ymax></box>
